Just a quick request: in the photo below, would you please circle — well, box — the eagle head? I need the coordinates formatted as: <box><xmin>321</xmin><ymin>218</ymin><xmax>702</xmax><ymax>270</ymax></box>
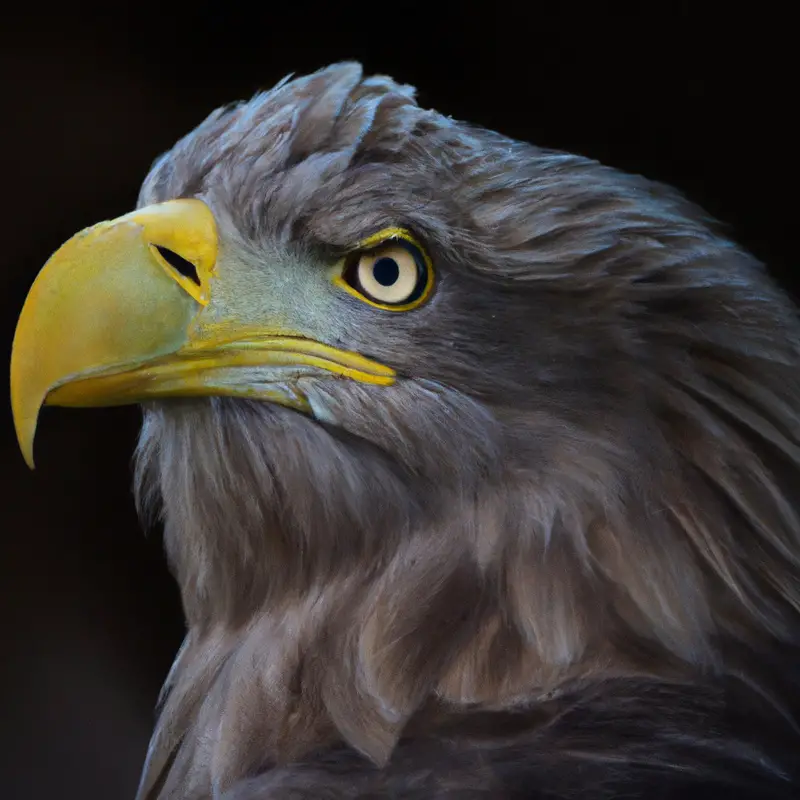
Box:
<box><xmin>10</xmin><ymin>63</ymin><xmax>800</xmax><ymax>797</ymax></box>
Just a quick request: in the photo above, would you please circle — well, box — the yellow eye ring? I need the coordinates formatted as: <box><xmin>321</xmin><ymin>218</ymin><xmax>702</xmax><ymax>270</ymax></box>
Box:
<box><xmin>333</xmin><ymin>227</ymin><xmax>434</xmax><ymax>312</ymax></box>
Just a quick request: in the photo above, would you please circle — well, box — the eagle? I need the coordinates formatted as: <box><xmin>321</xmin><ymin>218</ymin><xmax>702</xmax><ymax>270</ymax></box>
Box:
<box><xmin>10</xmin><ymin>63</ymin><xmax>800</xmax><ymax>799</ymax></box>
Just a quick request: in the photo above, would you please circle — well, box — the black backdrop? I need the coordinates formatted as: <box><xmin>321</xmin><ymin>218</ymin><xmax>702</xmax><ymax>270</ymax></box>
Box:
<box><xmin>0</xmin><ymin>5</ymin><xmax>794</xmax><ymax>799</ymax></box>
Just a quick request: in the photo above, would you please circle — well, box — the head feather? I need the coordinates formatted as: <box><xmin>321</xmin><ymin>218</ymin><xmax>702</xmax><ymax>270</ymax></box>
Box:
<box><xmin>132</xmin><ymin>63</ymin><xmax>800</xmax><ymax>797</ymax></box>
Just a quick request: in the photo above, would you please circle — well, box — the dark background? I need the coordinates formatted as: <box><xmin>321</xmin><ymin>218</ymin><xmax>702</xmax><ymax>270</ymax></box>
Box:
<box><xmin>0</xmin><ymin>5</ymin><xmax>793</xmax><ymax>799</ymax></box>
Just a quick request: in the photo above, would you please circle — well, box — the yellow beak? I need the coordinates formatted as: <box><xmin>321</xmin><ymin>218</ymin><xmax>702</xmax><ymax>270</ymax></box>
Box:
<box><xmin>10</xmin><ymin>199</ymin><xmax>394</xmax><ymax>468</ymax></box>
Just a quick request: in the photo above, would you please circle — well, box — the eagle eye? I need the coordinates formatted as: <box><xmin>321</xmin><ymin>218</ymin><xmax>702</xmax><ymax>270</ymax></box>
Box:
<box><xmin>337</xmin><ymin>229</ymin><xmax>433</xmax><ymax>311</ymax></box>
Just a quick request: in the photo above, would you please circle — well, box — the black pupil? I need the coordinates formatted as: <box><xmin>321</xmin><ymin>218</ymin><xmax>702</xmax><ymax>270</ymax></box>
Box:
<box><xmin>372</xmin><ymin>257</ymin><xmax>400</xmax><ymax>287</ymax></box>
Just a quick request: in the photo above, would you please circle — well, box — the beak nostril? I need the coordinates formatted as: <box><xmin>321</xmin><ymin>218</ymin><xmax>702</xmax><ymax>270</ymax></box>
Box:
<box><xmin>154</xmin><ymin>245</ymin><xmax>201</xmax><ymax>286</ymax></box>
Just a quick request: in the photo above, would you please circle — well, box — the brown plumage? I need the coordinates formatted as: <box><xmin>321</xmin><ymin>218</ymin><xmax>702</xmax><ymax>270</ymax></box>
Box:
<box><xmin>21</xmin><ymin>63</ymin><xmax>800</xmax><ymax>797</ymax></box>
